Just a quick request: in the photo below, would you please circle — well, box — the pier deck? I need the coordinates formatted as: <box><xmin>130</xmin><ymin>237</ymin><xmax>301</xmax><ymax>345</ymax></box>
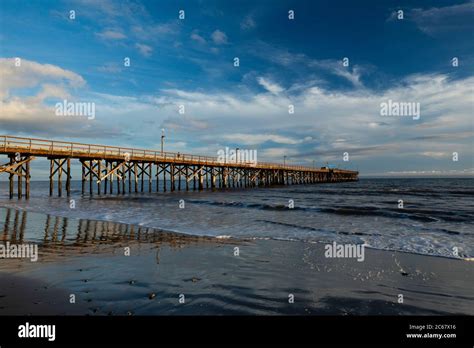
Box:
<box><xmin>1</xmin><ymin>135</ymin><xmax>358</xmax><ymax>198</ymax></box>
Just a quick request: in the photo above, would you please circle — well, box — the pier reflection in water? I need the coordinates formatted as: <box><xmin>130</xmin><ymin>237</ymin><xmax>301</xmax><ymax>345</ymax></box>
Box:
<box><xmin>0</xmin><ymin>207</ymin><xmax>232</xmax><ymax>265</ymax></box>
<box><xmin>0</xmin><ymin>207</ymin><xmax>243</xmax><ymax>315</ymax></box>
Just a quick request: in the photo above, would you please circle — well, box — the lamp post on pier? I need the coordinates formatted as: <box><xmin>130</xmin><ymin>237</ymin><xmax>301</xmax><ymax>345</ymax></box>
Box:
<box><xmin>161</xmin><ymin>129</ymin><xmax>165</xmax><ymax>154</ymax></box>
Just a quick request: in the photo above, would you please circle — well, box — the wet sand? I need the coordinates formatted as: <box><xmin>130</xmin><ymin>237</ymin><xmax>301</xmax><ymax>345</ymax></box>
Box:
<box><xmin>0</xmin><ymin>273</ymin><xmax>89</xmax><ymax>315</ymax></box>
<box><xmin>1</xmin><ymin>211</ymin><xmax>473</xmax><ymax>315</ymax></box>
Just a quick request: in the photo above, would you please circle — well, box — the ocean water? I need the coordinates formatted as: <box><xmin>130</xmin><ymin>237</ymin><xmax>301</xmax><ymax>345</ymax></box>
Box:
<box><xmin>0</xmin><ymin>178</ymin><xmax>473</xmax><ymax>259</ymax></box>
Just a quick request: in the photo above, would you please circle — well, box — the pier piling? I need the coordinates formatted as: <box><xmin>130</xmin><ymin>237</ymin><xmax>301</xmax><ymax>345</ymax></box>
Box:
<box><xmin>1</xmin><ymin>135</ymin><xmax>358</xmax><ymax>199</ymax></box>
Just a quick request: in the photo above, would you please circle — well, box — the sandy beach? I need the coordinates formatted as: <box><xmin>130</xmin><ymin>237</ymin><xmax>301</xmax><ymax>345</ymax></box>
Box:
<box><xmin>1</xmin><ymin>210</ymin><xmax>473</xmax><ymax>316</ymax></box>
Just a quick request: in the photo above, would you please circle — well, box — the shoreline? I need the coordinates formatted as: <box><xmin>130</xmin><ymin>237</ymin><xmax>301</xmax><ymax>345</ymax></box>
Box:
<box><xmin>0</xmin><ymin>204</ymin><xmax>471</xmax><ymax>261</ymax></box>
<box><xmin>1</xmin><ymin>227</ymin><xmax>473</xmax><ymax>315</ymax></box>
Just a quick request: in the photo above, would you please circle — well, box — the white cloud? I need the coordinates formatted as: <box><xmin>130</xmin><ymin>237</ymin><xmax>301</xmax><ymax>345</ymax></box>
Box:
<box><xmin>219</xmin><ymin>133</ymin><xmax>303</xmax><ymax>145</ymax></box>
<box><xmin>260</xmin><ymin>147</ymin><xmax>300</xmax><ymax>159</ymax></box>
<box><xmin>136</xmin><ymin>43</ymin><xmax>153</xmax><ymax>57</ymax></box>
<box><xmin>96</xmin><ymin>29</ymin><xmax>126</xmax><ymax>40</ymax></box>
<box><xmin>211</xmin><ymin>30</ymin><xmax>228</xmax><ymax>45</ymax></box>
<box><xmin>410</xmin><ymin>1</ymin><xmax>474</xmax><ymax>35</ymax></box>
<box><xmin>420</xmin><ymin>152</ymin><xmax>449</xmax><ymax>158</ymax></box>
<box><xmin>97</xmin><ymin>62</ymin><xmax>123</xmax><ymax>73</ymax></box>
<box><xmin>131</xmin><ymin>23</ymin><xmax>180</xmax><ymax>41</ymax></box>
<box><xmin>162</xmin><ymin>115</ymin><xmax>209</xmax><ymax>131</ymax></box>
<box><xmin>73</xmin><ymin>1</ymin><xmax>179</xmax><ymax>47</ymax></box>
<box><xmin>309</xmin><ymin>59</ymin><xmax>364</xmax><ymax>88</ymax></box>
<box><xmin>73</xmin><ymin>0</ymin><xmax>148</xmax><ymax>21</ymax></box>
<box><xmin>0</xmin><ymin>58</ymin><xmax>85</xmax><ymax>99</ymax></box>
<box><xmin>241</xmin><ymin>15</ymin><xmax>256</xmax><ymax>30</ymax></box>
<box><xmin>191</xmin><ymin>31</ymin><xmax>206</xmax><ymax>44</ymax></box>
<box><xmin>2</xmin><ymin>57</ymin><xmax>472</xmax><ymax>174</ymax></box>
<box><xmin>149</xmin><ymin>73</ymin><xmax>473</xmax><ymax>166</ymax></box>
<box><xmin>0</xmin><ymin>58</ymin><xmax>122</xmax><ymax>138</ymax></box>
<box><xmin>249</xmin><ymin>42</ymin><xmax>366</xmax><ymax>87</ymax></box>
<box><xmin>257</xmin><ymin>77</ymin><xmax>284</xmax><ymax>94</ymax></box>
<box><xmin>386</xmin><ymin>2</ymin><xmax>474</xmax><ymax>35</ymax></box>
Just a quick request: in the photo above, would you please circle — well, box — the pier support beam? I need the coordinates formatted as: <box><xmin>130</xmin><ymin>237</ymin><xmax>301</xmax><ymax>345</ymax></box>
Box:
<box><xmin>48</xmin><ymin>157</ymin><xmax>71</xmax><ymax>197</ymax></box>
<box><xmin>79</xmin><ymin>159</ymin><xmax>101</xmax><ymax>196</ymax></box>
<box><xmin>1</xmin><ymin>155</ymin><xmax>34</xmax><ymax>199</ymax></box>
<box><xmin>210</xmin><ymin>167</ymin><xmax>216</xmax><ymax>189</ymax></box>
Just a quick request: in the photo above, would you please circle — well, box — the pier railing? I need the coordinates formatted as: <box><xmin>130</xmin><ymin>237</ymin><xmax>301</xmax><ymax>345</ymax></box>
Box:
<box><xmin>1</xmin><ymin>135</ymin><xmax>356</xmax><ymax>173</ymax></box>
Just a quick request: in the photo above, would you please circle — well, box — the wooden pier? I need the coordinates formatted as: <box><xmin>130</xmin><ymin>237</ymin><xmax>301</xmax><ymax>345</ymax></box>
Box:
<box><xmin>0</xmin><ymin>135</ymin><xmax>358</xmax><ymax>198</ymax></box>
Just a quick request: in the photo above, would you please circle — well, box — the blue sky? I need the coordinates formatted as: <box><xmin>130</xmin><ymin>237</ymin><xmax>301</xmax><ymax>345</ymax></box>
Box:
<box><xmin>0</xmin><ymin>0</ymin><xmax>473</xmax><ymax>177</ymax></box>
